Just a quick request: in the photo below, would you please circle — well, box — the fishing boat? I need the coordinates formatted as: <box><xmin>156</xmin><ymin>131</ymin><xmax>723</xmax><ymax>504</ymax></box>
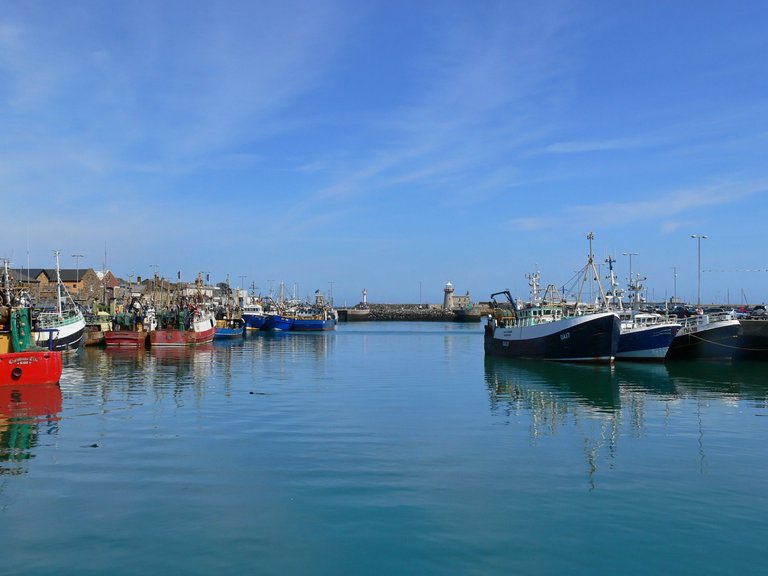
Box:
<box><xmin>1</xmin><ymin>260</ymin><xmax>63</xmax><ymax>386</ymax></box>
<box><xmin>484</xmin><ymin>234</ymin><xmax>620</xmax><ymax>363</ymax></box>
<box><xmin>260</xmin><ymin>297</ymin><xmax>294</xmax><ymax>331</ymax></box>
<box><xmin>150</xmin><ymin>305</ymin><xmax>216</xmax><ymax>347</ymax></box>
<box><xmin>214</xmin><ymin>316</ymin><xmax>245</xmax><ymax>339</ymax></box>
<box><xmin>616</xmin><ymin>311</ymin><xmax>682</xmax><ymax>360</ymax></box>
<box><xmin>288</xmin><ymin>292</ymin><xmax>337</xmax><ymax>331</ymax></box>
<box><xmin>665</xmin><ymin>310</ymin><xmax>741</xmax><ymax>360</ymax></box>
<box><xmin>104</xmin><ymin>300</ymin><xmax>156</xmax><ymax>348</ymax></box>
<box><xmin>242</xmin><ymin>300</ymin><xmax>267</xmax><ymax>330</ymax></box>
<box><xmin>732</xmin><ymin>318</ymin><xmax>768</xmax><ymax>361</ymax></box>
<box><xmin>83</xmin><ymin>311</ymin><xmax>112</xmax><ymax>346</ymax></box>
<box><xmin>213</xmin><ymin>275</ymin><xmax>246</xmax><ymax>339</ymax></box>
<box><xmin>485</xmin><ymin>290</ymin><xmax>619</xmax><ymax>362</ymax></box>
<box><xmin>602</xmin><ymin>256</ymin><xmax>681</xmax><ymax>361</ymax></box>
<box><xmin>31</xmin><ymin>252</ymin><xmax>86</xmax><ymax>352</ymax></box>
<box><xmin>149</xmin><ymin>274</ymin><xmax>216</xmax><ymax>347</ymax></box>
<box><xmin>263</xmin><ymin>311</ymin><xmax>294</xmax><ymax>331</ymax></box>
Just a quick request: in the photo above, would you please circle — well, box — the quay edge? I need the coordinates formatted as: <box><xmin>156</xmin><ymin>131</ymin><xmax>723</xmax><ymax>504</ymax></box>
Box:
<box><xmin>336</xmin><ymin>303</ymin><xmax>490</xmax><ymax>322</ymax></box>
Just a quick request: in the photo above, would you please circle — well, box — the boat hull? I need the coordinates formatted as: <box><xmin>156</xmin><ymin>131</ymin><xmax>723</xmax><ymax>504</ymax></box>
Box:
<box><xmin>242</xmin><ymin>313</ymin><xmax>266</xmax><ymax>331</ymax></box>
<box><xmin>290</xmin><ymin>318</ymin><xmax>336</xmax><ymax>331</ymax></box>
<box><xmin>213</xmin><ymin>327</ymin><xmax>245</xmax><ymax>339</ymax></box>
<box><xmin>733</xmin><ymin>319</ymin><xmax>768</xmax><ymax>361</ymax></box>
<box><xmin>666</xmin><ymin>319</ymin><xmax>740</xmax><ymax>360</ymax></box>
<box><xmin>150</xmin><ymin>326</ymin><xmax>215</xmax><ymax>347</ymax></box>
<box><xmin>33</xmin><ymin>315</ymin><xmax>86</xmax><ymax>352</ymax></box>
<box><xmin>484</xmin><ymin>312</ymin><xmax>620</xmax><ymax>362</ymax></box>
<box><xmin>617</xmin><ymin>324</ymin><xmax>681</xmax><ymax>361</ymax></box>
<box><xmin>105</xmin><ymin>330</ymin><xmax>149</xmax><ymax>348</ymax></box>
<box><xmin>262</xmin><ymin>314</ymin><xmax>294</xmax><ymax>331</ymax></box>
<box><xmin>84</xmin><ymin>329</ymin><xmax>106</xmax><ymax>347</ymax></box>
<box><xmin>0</xmin><ymin>351</ymin><xmax>63</xmax><ymax>386</ymax></box>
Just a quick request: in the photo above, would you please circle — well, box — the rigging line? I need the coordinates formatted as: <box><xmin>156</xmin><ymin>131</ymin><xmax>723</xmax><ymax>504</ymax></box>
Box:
<box><xmin>687</xmin><ymin>332</ymin><xmax>743</xmax><ymax>349</ymax></box>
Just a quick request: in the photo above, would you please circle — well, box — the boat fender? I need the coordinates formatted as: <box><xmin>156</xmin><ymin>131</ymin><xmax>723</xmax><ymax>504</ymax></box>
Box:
<box><xmin>11</xmin><ymin>366</ymin><xmax>22</xmax><ymax>380</ymax></box>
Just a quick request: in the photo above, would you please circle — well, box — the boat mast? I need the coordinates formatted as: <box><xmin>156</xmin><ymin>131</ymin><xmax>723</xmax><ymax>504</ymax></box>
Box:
<box><xmin>576</xmin><ymin>232</ymin><xmax>607</xmax><ymax>306</ymax></box>
<box><xmin>2</xmin><ymin>258</ymin><xmax>11</xmax><ymax>306</ymax></box>
<box><xmin>54</xmin><ymin>249</ymin><xmax>63</xmax><ymax>316</ymax></box>
<box><xmin>604</xmin><ymin>255</ymin><xmax>624</xmax><ymax>311</ymax></box>
<box><xmin>526</xmin><ymin>269</ymin><xmax>542</xmax><ymax>305</ymax></box>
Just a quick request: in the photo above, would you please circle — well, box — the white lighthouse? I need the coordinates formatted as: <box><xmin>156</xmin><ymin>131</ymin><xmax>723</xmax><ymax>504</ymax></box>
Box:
<box><xmin>443</xmin><ymin>281</ymin><xmax>454</xmax><ymax>310</ymax></box>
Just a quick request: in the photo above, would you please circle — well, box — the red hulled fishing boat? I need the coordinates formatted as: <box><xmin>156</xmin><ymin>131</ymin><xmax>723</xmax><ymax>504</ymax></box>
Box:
<box><xmin>1</xmin><ymin>260</ymin><xmax>63</xmax><ymax>386</ymax></box>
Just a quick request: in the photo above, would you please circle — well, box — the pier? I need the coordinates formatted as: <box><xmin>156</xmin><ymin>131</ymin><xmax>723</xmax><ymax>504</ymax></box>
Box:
<box><xmin>337</xmin><ymin>303</ymin><xmax>490</xmax><ymax>322</ymax></box>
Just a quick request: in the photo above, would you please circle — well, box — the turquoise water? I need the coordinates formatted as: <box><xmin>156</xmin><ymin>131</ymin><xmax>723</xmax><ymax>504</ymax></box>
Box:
<box><xmin>2</xmin><ymin>322</ymin><xmax>767</xmax><ymax>575</ymax></box>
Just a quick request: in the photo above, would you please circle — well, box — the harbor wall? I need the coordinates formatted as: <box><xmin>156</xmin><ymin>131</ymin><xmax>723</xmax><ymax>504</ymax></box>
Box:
<box><xmin>338</xmin><ymin>303</ymin><xmax>490</xmax><ymax>322</ymax></box>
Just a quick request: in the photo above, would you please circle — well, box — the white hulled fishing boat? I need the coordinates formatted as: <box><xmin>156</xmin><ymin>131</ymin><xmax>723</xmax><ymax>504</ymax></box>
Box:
<box><xmin>32</xmin><ymin>251</ymin><xmax>86</xmax><ymax>352</ymax></box>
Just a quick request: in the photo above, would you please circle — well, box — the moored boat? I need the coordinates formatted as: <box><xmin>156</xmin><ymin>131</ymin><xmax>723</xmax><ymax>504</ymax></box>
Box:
<box><xmin>287</xmin><ymin>292</ymin><xmax>337</xmax><ymax>331</ymax></box>
<box><xmin>665</xmin><ymin>311</ymin><xmax>741</xmax><ymax>360</ymax></box>
<box><xmin>260</xmin><ymin>297</ymin><xmax>294</xmax><ymax>331</ymax></box>
<box><xmin>732</xmin><ymin>318</ymin><xmax>768</xmax><ymax>361</ymax></box>
<box><xmin>602</xmin><ymin>257</ymin><xmax>681</xmax><ymax>361</ymax></box>
<box><xmin>289</xmin><ymin>308</ymin><xmax>336</xmax><ymax>331</ymax></box>
<box><xmin>105</xmin><ymin>300</ymin><xmax>156</xmax><ymax>348</ymax></box>
<box><xmin>242</xmin><ymin>301</ymin><xmax>267</xmax><ymax>330</ymax></box>
<box><xmin>485</xmin><ymin>235</ymin><xmax>621</xmax><ymax>363</ymax></box>
<box><xmin>485</xmin><ymin>295</ymin><xmax>620</xmax><ymax>362</ymax></box>
<box><xmin>616</xmin><ymin>311</ymin><xmax>681</xmax><ymax>361</ymax></box>
<box><xmin>150</xmin><ymin>306</ymin><xmax>216</xmax><ymax>347</ymax></box>
<box><xmin>149</xmin><ymin>274</ymin><xmax>216</xmax><ymax>347</ymax></box>
<box><xmin>84</xmin><ymin>311</ymin><xmax>112</xmax><ymax>346</ymax></box>
<box><xmin>213</xmin><ymin>275</ymin><xmax>246</xmax><ymax>339</ymax></box>
<box><xmin>263</xmin><ymin>312</ymin><xmax>294</xmax><ymax>331</ymax></box>
<box><xmin>1</xmin><ymin>260</ymin><xmax>63</xmax><ymax>385</ymax></box>
<box><xmin>213</xmin><ymin>317</ymin><xmax>245</xmax><ymax>339</ymax></box>
<box><xmin>31</xmin><ymin>252</ymin><xmax>86</xmax><ymax>352</ymax></box>
<box><xmin>105</xmin><ymin>329</ymin><xmax>150</xmax><ymax>348</ymax></box>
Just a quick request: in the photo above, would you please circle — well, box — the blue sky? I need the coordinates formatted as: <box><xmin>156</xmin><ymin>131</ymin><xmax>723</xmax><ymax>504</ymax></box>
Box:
<box><xmin>2</xmin><ymin>1</ymin><xmax>767</xmax><ymax>306</ymax></box>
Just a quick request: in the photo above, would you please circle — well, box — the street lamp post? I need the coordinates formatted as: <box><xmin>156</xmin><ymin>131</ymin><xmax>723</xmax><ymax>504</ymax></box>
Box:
<box><xmin>623</xmin><ymin>252</ymin><xmax>638</xmax><ymax>307</ymax></box>
<box><xmin>671</xmin><ymin>266</ymin><xmax>677</xmax><ymax>304</ymax></box>
<box><xmin>72</xmin><ymin>254</ymin><xmax>84</xmax><ymax>297</ymax></box>
<box><xmin>691</xmin><ymin>234</ymin><xmax>708</xmax><ymax>306</ymax></box>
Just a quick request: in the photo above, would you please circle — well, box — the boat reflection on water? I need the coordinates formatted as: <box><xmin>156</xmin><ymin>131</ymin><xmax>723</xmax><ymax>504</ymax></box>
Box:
<box><xmin>0</xmin><ymin>384</ymin><xmax>62</xmax><ymax>474</ymax></box>
<box><xmin>484</xmin><ymin>358</ymin><xmax>621</xmax><ymax>489</ymax></box>
<box><xmin>150</xmin><ymin>344</ymin><xmax>214</xmax><ymax>388</ymax></box>
<box><xmin>484</xmin><ymin>357</ymin><xmax>620</xmax><ymax>414</ymax></box>
<box><xmin>665</xmin><ymin>361</ymin><xmax>768</xmax><ymax>402</ymax></box>
<box><xmin>613</xmin><ymin>362</ymin><xmax>677</xmax><ymax>398</ymax></box>
<box><xmin>248</xmin><ymin>330</ymin><xmax>335</xmax><ymax>362</ymax></box>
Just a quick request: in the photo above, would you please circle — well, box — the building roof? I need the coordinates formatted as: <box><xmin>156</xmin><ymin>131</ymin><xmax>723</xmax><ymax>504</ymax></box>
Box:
<box><xmin>10</xmin><ymin>267</ymin><xmax>96</xmax><ymax>283</ymax></box>
<box><xmin>10</xmin><ymin>268</ymin><xmax>45</xmax><ymax>282</ymax></box>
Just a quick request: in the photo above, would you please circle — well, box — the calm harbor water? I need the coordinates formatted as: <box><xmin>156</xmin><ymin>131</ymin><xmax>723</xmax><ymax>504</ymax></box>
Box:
<box><xmin>2</xmin><ymin>322</ymin><xmax>767</xmax><ymax>575</ymax></box>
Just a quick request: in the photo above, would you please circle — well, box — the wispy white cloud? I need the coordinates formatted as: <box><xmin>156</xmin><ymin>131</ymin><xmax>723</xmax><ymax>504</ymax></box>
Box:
<box><xmin>510</xmin><ymin>179</ymin><xmax>768</xmax><ymax>234</ymax></box>
<box><xmin>310</xmin><ymin>3</ymin><xmax>582</xmax><ymax>206</ymax></box>
<box><xmin>544</xmin><ymin>135</ymin><xmax>664</xmax><ymax>154</ymax></box>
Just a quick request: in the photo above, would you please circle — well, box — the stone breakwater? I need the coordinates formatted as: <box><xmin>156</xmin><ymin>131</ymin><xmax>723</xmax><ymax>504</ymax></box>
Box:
<box><xmin>347</xmin><ymin>303</ymin><xmax>489</xmax><ymax>321</ymax></box>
